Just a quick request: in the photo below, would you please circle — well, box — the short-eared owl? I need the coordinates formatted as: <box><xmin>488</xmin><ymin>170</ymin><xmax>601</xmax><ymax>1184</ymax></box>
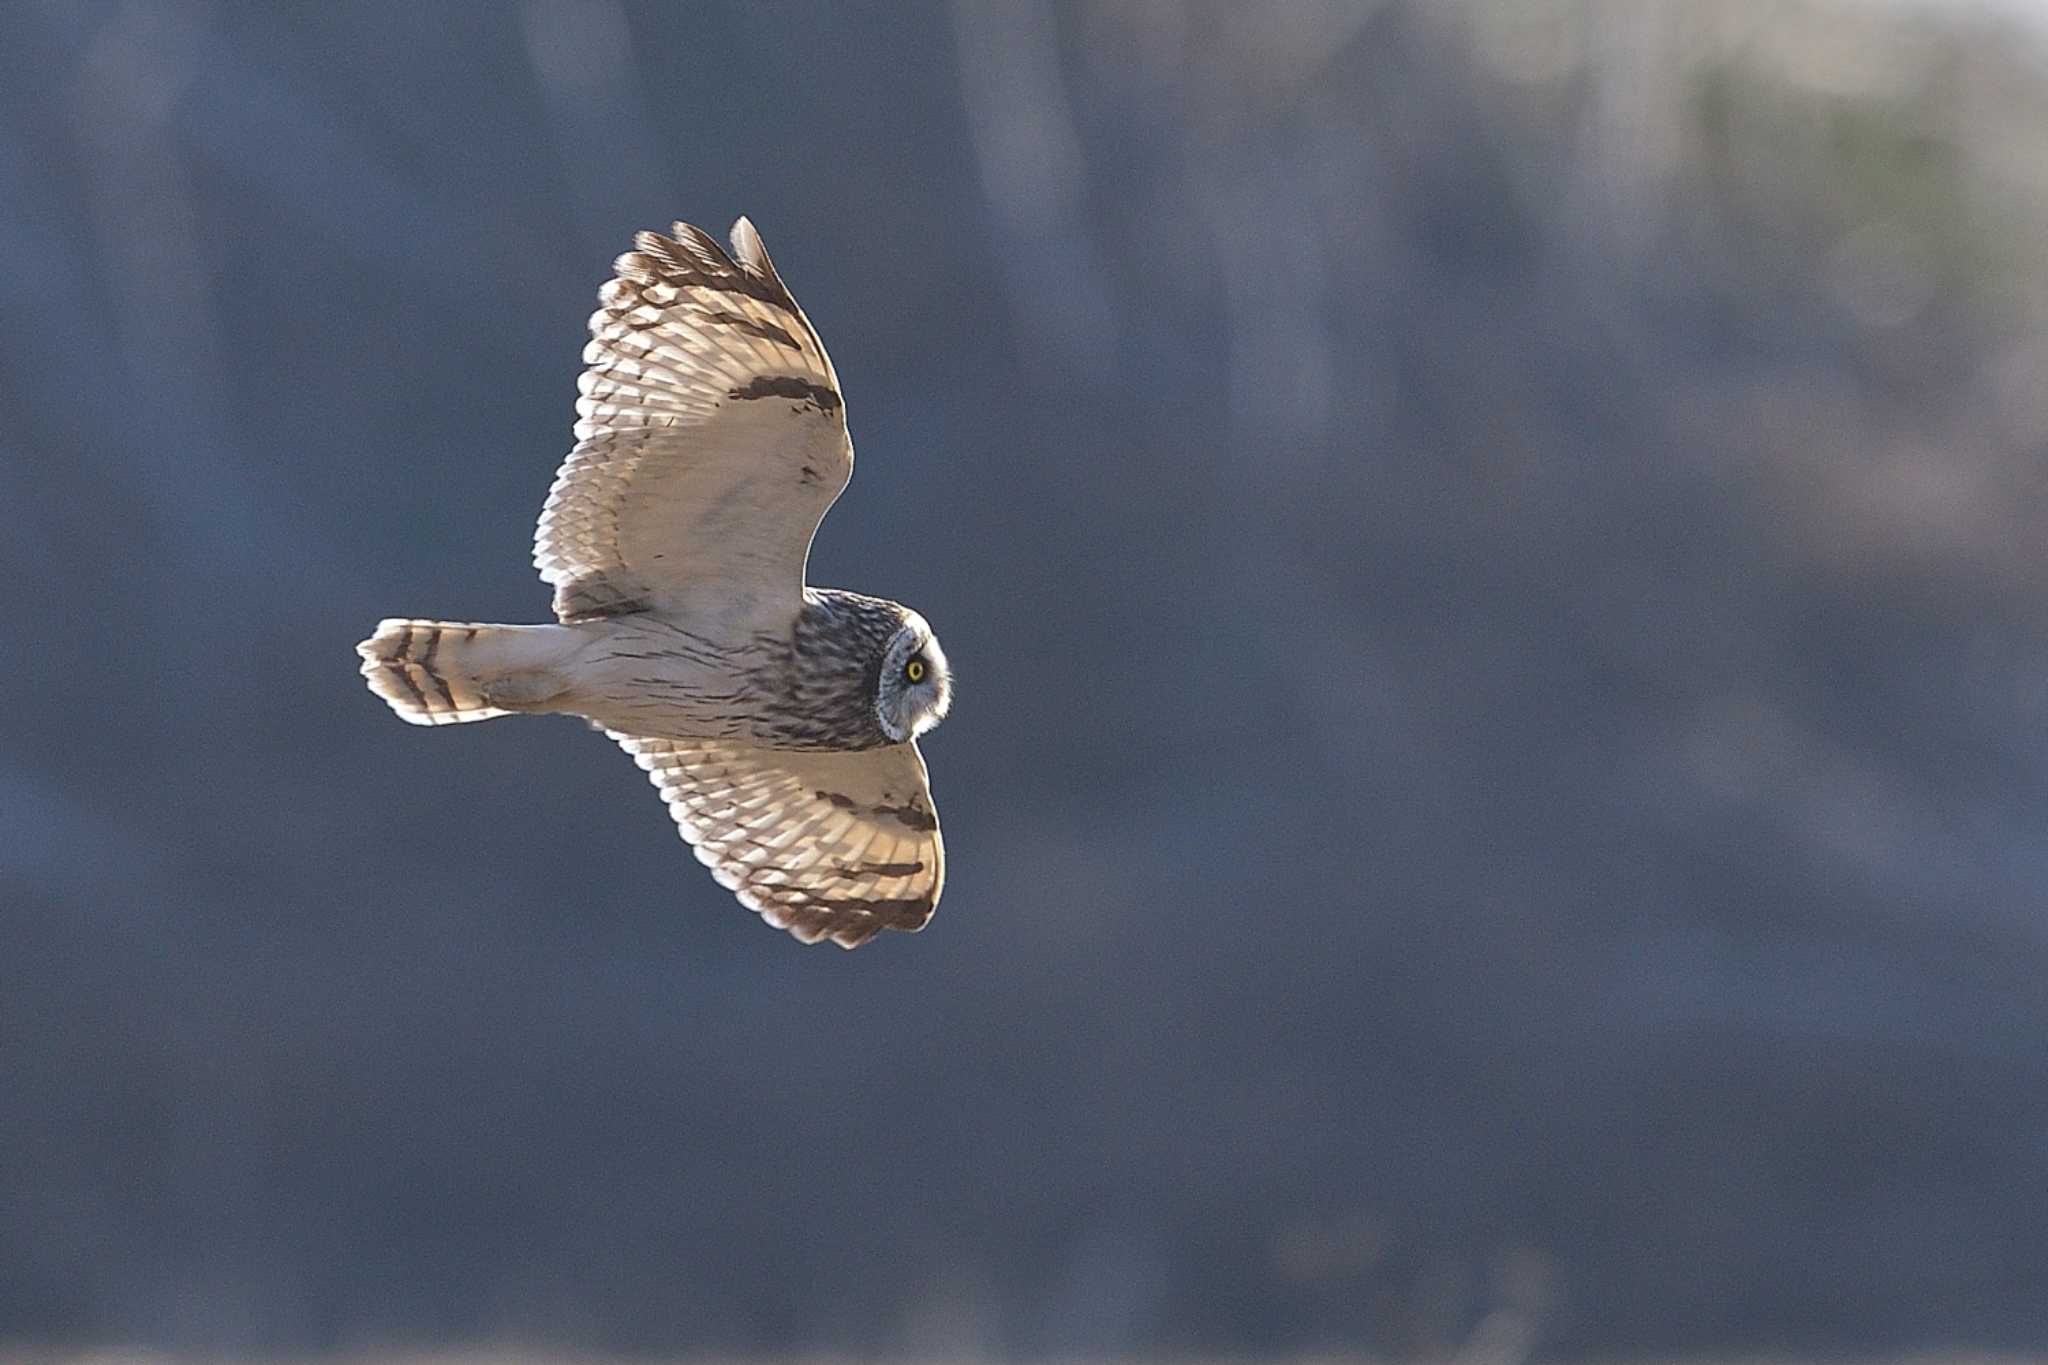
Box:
<box><xmin>358</xmin><ymin>218</ymin><xmax>950</xmax><ymax>949</ymax></box>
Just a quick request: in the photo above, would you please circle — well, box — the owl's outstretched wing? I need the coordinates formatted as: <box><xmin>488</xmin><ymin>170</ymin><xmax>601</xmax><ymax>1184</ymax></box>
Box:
<box><xmin>610</xmin><ymin>732</ymin><xmax>943</xmax><ymax>949</ymax></box>
<box><xmin>534</xmin><ymin>218</ymin><xmax>852</xmax><ymax>622</ymax></box>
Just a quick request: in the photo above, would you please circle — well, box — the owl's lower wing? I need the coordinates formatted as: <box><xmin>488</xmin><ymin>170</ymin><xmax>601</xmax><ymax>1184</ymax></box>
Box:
<box><xmin>534</xmin><ymin>219</ymin><xmax>853</xmax><ymax>622</ymax></box>
<box><xmin>611</xmin><ymin>732</ymin><xmax>943</xmax><ymax>949</ymax></box>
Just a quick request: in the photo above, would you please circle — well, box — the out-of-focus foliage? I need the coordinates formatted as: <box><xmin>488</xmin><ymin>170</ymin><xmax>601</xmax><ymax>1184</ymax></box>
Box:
<box><xmin>3</xmin><ymin>0</ymin><xmax>2047</xmax><ymax>1358</ymax></box>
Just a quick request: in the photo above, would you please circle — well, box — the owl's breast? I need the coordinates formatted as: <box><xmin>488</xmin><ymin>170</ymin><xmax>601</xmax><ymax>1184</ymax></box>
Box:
<box><xmin>559</xmin><ymin>610</ymin><xmax>890</xmax><ymax>751</ymax></box>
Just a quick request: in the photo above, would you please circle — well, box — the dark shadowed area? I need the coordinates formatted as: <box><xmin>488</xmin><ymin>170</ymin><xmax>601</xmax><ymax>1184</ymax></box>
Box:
<box><xmin>5</xmin><ymin>0</ymin><xmax>2048</xmax><ymax>1359</ymax></box>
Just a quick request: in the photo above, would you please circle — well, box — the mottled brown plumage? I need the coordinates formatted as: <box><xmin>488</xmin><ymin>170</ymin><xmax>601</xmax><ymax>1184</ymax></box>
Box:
<box><xmin>359</xmin><ymin>218</ymin><xmax>951</xmax><ymax>948</ymax></box>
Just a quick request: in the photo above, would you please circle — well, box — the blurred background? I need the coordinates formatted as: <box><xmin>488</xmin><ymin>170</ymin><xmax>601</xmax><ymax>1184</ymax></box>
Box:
<box><xmin>5</xmin><ymin>0</ymin><xmax>2048</xmax><ymax>1359</ymax></box>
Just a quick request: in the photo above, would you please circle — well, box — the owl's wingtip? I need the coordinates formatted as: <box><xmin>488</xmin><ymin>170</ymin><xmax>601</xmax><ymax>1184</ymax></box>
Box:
<box><xmin>729</xmin><ymin>215</ymin><xmax>773</xmax><ymax>275</ymax></box>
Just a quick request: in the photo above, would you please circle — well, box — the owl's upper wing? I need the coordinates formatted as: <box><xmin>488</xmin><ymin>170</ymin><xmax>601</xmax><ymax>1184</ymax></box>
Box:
<box><xmin>610</xmin><ymin>732</ymin><xmax>943</xmax><ymax>949</ymax></box>
<box><xmin>533</xmin><ymin>218</ymin><xmax>852</xmax><ymax>621</ymax></box>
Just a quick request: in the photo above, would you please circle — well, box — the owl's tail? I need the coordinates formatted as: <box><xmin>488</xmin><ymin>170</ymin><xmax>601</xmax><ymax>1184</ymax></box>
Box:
<box><xmin>356</xmin><ymin>618</ymin><xmax>571</xmax><ymax>726</ymax></box>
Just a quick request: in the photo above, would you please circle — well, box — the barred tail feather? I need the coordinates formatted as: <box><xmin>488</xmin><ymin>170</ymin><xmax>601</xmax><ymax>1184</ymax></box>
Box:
<box><xmin>356</xmin><ymin>619</ymin><xmax>568</xmax><ymax>726</ymax></box>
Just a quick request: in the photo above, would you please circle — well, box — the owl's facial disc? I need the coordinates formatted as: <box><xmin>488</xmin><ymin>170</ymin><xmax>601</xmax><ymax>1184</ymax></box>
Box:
<box><xmin>877</xmin><ymin>621</ymin><xmax>951</xmax><ymax>743</ymax></box>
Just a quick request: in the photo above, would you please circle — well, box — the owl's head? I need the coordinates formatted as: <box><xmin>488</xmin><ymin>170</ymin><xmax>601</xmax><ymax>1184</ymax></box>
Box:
<box><xmin>876</xmin><ymin>614</ymin><xmax>951</xmax><ymax>743</ymax></box>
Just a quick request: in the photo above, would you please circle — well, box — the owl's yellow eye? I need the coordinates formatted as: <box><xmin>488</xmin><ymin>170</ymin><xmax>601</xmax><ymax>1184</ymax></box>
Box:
<box><xmin>905</xmin><ymin>658</ymin><xmax>926</xmax><ymax>684</ymax></box>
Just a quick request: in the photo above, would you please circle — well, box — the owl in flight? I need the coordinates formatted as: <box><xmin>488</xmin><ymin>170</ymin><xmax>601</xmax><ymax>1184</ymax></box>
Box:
<box><xmin>358</xmin><ymin>218</ymin><xmax>950</xmax><ymax>949</ymax></box>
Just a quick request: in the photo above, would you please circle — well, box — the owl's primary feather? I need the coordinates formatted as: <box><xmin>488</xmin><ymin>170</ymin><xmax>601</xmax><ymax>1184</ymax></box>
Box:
<box><xmin>357</xmin><ymin>218</ymin><xmax>950</xmax><ymax>949</ymax></box>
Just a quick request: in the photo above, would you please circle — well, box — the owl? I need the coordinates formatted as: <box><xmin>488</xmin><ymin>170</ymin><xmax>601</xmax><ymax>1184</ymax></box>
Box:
<box><xmin>357</xmin><ymin>218</ymin><xmax>951</xmax><ymax>949</ymax></box>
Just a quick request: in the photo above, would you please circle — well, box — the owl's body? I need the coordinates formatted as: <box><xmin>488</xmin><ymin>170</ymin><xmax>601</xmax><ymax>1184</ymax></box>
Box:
<box><xmin>358</xmin><ymin>219</ymin><xmax>951</xmax><ymax>949</ymax></box>
<box><xmin>364</xmin><ymin>588</ymin><xmax>928</xmax><ymax>748</ymax></box>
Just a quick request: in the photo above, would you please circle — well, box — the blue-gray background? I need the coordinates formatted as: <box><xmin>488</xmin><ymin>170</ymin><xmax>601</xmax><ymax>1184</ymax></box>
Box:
<box><xmin>5</xmin><ymin>0</ymin><xmax>2047</xmax><ymax>1358</ymax></box>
